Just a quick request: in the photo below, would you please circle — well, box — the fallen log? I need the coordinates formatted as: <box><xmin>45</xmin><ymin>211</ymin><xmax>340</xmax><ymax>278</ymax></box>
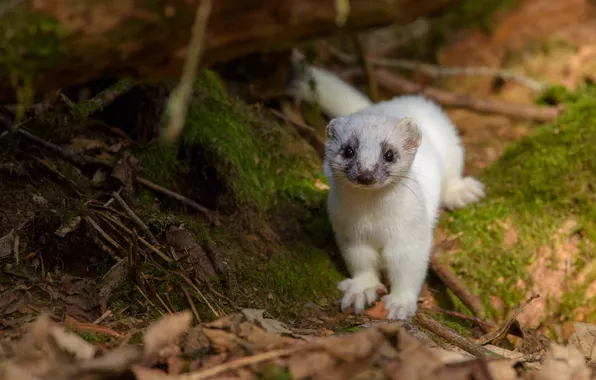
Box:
<box><xmin>0</xmin><ymin>0</ymin><xmax>460</xmax><ymax>102</ymax></box>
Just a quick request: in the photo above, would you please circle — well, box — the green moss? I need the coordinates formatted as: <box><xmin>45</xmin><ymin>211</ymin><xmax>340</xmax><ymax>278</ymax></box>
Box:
<box><xmin>226</xmin><ymin>243</ymin><xmax>342</xmax><ymax>319</ymax></box>
<box><xmin>442</xmin><ymin>85</ymin><xmax>596</xmax><ymax>322</ymax></box>
<box><xmin>139</xmin><ymin>70</ymin><xmax>324</xmax><ymax>212</ymax></box>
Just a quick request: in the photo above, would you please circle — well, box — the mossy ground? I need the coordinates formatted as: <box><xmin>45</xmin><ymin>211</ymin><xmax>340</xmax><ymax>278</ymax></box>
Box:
<box><xmin>439</xmin><ymin>85</ymin><xmax>596</xmax><ymax>326</ymax></box>
<box><xmin>124</xmin><ymin>70</ymin><xmax>344</xmax><ymax>325</ymax></box>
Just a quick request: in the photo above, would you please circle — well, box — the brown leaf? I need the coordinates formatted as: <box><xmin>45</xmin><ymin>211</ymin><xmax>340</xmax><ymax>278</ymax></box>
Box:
<box><xmin>315</xmin><ymin>328</ymin><xmax>386</xmax><ymax>362</ymax></box>
<box><xmin>131</xmin><ymin>365</ymin><xmax>172</xmax><ymax>380</ymax></box>
<box><xmin>241</xmin><ymin>309</ymin><xmax>293</xmax><ymax>335</ymax></box>
<box><xmin>0</xmin><ymin>230</ymin><xmax>15</xmax><ymax>258</ymax></box>
<box><xmin>143</xmin><ymin>310</ymin><xmax>193</xmax><ymax>358</ymax></box>
<box><xmin>568</xmin><ymin>322</ymin><xmax>596</xmax><ymax>361</ymax></box>
<box><xmin>203</xmin><ymin>328</ymin><xmax>242</xmax><ymax>353</ymax></box>
<box><xmin>529</xmin><ymin>343</ymin><xmax>591</xmax><ymax>380</ymax></box>
<box><xmin>286</xmin><ymin>351</ymin><xmax>336</xmax><ymax>379</ymax></box>
<box><xmin>183</xmin><ymin>326</ymin><xmax>211</xmax><ymax>356</ymax></box>
<box><xmin>165</xmin><ymin>226</ymin><xmax>217</xmax><ymax>279</ymax></box>
<box><xmin>68</xmin><ymin>136</ymin><xmax>107</xmax><ymax>153</ymax></box>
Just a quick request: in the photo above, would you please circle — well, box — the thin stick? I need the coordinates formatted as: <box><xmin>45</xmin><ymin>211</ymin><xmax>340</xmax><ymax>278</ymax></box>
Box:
<box><xmin>429</xmin><ymin>251</ymin><xmax>488</xmax><ymax>320</ymax></box>
<box><xmin>181</xmin><ymin>347</ymin><xmax>305</xmax><ymax>380</ymax></box>
<box><xmin>176</xmin><ymin>272</ymin><xmax>219</xmax><ymax>318</ymax></box>
<box><xmin>374</xmin><ymin>69</ymin><xmax>560</xmax><ymax>122</ymax></box>
<box><xmin>183</xmin><ymin>287</ymin><xmax>202</xmax><ymax>323</ymax></box>
<box><xmin>96</xmin><ymin>211</ymin><xmax>173</xmax><ymax>263</ymax></box>
<box><xmin>111</xmin><ymin>191</ymin><xmax>158</xmax><ymax>244</ymax></box>
<box><xmin>351</xmin><ymin>34</ymin><xmax>380</xmax><ymax>102</ymax></box>
<box><xmin>136</xmin><ymin>284</ymin><xmax>165</xmax><ymax>316</ymax></box>
<box><xmin>8</xmin><ymin>127</ymin><xmax>218</xmax><ymax>224</ymax></box>
<box><xmin>415</xmin><ymin>312</ymin><xmax>502</xmax><ymax>359</ymax></box>
<box><xmin>324</xmin><ymin>44</ymin><xmax>547</xmax><ymax>91</ymax></box>
<box><xmin>68</xmin><ymin>78</ymin><xmax>136</xmax><ymax>122</ymax></box>
<box><xmin>85</xmin><ymin>216</ymin><xmax>124</xmax><ymax>253</ymax></box>
<box><xmin>160</xmin><ymin>0</ymin><xmax>212</xmax><ymax>144</ymax></box>
<box><xmin>420</xmin><ymin>307</ymin><xmax>494</xmax><ymax>332</ymax></box>
<box><xmin>156</xmin><ymin>292</ymin><xmax>174</xmax><ymax>314</ymax></box>
<box><xmin>137</xmin><ymin>178</ymin><xmax>219</xmax><ymax>225</ymax></box>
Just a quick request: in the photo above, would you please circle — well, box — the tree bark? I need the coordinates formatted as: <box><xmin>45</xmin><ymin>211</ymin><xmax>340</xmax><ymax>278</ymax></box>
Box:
<box><xmin>0</xmin><ymin>0</ymin><xmax>460</xmax><ymax>102</ymax></box>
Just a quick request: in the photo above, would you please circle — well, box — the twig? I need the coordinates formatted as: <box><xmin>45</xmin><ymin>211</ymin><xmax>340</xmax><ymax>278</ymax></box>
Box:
<box><xmin>85</xmin><ymin>216</ymin><xmax>125</xmax><ymax>254</ymax></box>
<box><xmin>137</xmin><ymin>178</ymin><xmax>219</xmax><ymax>225</ymax></box>
<box><xmin>374</xmin><ymin>69</ymin><xmax>561</xmax><ymax>122</ymax></box>
<box><xmin>323</xmin><ymin>44</ymin><xmax>548</xmax><ymax>91</ymax></box>
<box><xmin>96</xmin><ymin>211</ymin><xmax>173</xmax><ymax>263</ymax></box>
<box><xmin>111</xmin><ymin>191</ymin><xmax>158</xmax><ymax>244</ymax></box>
<box><xmin>176</xmin><ymin>272</ymin><xmax>220</xmax><ymax>318</ymax></box>
<box><xmin>7</xmin><ymin>126</ymin><xmax>218</xmax><ymax>224</ymax></box>
<box><xmin>415</xmin><ymin>312</ymin><xmax>503</xmax><ymax>359</ymax></box>
<box><xmin>67</xmin><ymin>78</ymin><xmax>136</xmax><ymax>123</ymax></box>
<box><xmin>420</xmin><ymin>307</ymin><xmax>494</xmax><ymax>332</ymax></box>
<box><xmin>93</xmin><ymin>310</ymin><xmax>113</xmax><ymax>325</ymax></box>
<box><xmin>371</xmin><ymin>58</ymin><xmax>547</xmax><ymax>91</ymax></box>
<box><xmin>351</xmin><ymin>34</ymin><xmax>380</xmax><ymax>102</ymax></box>
<box><xmin>160</xmin><ymin>0</ymin><xmax>212</xmax><ymax>144</ymax></box>
<box><xmin>156</xmin><ymin>292</ymin><xmax>174</xmax><ymax>314</ymax></box>
<box><xmin>428</xmin><ymin>250</ymin><xmax>488</xmax><ymax>321</ymax></box>
<box><xmin>476</xmin><ymin>293</ymin><xmax>540</xmax><ymax>346</ymax></box>
<box><xmin>181</xmin><ymin>347</ymin><xmax>306</xmax><ymax>380</ymax></box>
<box><xmin>136</xmin><ymin>284</ymin><xmax>165</xmax><ymax>316</ymax></box>
<box><xmin>183</xmin><ymin>287</ymin><xmax>202</xmax><ymax>323</ymax></box>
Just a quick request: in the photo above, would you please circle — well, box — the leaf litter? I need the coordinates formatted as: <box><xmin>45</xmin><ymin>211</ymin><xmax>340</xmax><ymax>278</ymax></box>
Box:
<box><xmin>2</xmin><ymin>309</ymin><xmax>596</xmax><ymax>380</ymax></box>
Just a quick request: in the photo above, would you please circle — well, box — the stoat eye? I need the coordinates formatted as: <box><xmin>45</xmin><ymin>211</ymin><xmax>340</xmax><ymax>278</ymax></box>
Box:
<box><xmin>384</xmin><ymin>150</ymin><xmax>395</xmax><ymax>162</ymax></box>
<box><xmin>343</xmin><ymin>146</ymin><xmax>355</xmax><ymax>159</ymax></box>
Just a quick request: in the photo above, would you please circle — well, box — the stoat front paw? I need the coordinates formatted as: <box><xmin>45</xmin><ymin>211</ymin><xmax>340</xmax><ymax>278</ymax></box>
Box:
<box><xmin>337</xmin><ymin>276</ymin><xmax>386</xmax><ymax>314</ymax></box>
<box><xmin>382</xmin><ymin>293</ymin><xmax>418</xmax><ymax>320</ymax></box>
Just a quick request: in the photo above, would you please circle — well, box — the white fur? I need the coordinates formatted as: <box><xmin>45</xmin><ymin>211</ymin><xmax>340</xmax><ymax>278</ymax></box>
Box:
<box><xmin>292</xmin><ymin>63</ymin><xmax>485</xmax><ymax>320</ymax></box>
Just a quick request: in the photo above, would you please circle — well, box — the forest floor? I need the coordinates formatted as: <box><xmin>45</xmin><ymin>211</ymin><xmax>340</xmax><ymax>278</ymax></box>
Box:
<box><xmin>1</xmin><ymin>0</ymin><xmax>596</xmax><ymax>378</ymax></box>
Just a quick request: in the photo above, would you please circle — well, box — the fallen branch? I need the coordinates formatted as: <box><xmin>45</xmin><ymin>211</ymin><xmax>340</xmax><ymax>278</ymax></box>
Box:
<box><xmin>415</xmin><ymin>312</ymin><xmax>503</xmax><ymax>359</ymax></box>
<box><xmin>324</xmin><ymin>45</ymin><xmax>548</xmax><ymax>91</ymax></box>
<box><xmin>374</xmin><ymin>69</ymin><xmax>561</xmax><ymax>121</ymax></box>
<box><xmin>428</xmin><ymin>250</ymin><xmax>488</xmax><ymax>322</ymax></box>
<box><xmin>67</xmin><ymin>78</ymin><xmax>137</xmax><ymax>123</ymax></box>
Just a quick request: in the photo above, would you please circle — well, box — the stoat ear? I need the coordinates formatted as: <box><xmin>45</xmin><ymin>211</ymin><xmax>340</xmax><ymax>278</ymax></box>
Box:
<box><xmin>325</xmin><ymin>118</ymin><xmax>342</xmax><ymax>139</ymax></box>
<box><xmin>396</xmin><ymin>117</ymin><xmax>421</xmax><ymax>150</ymax></box>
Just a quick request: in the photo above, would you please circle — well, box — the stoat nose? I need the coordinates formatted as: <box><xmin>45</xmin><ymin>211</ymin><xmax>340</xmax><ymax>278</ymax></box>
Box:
<box><xmin>356</xmin><ymin>172</ymin><xmax>375</xmax><ymax>185</ymax></box>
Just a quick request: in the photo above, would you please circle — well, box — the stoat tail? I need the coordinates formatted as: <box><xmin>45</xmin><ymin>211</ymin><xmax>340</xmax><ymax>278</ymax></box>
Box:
<box><xmin>288</xmin><ymin>64</ymin><xmax>373</xmax><ymax>118</ymax></box>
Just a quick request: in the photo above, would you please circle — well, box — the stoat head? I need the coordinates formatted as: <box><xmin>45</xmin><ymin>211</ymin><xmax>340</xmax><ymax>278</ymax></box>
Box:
<box><xmin>323</xmin><ymin>114</ymin><xmax>421</xmax><ymax>190</ymax></box>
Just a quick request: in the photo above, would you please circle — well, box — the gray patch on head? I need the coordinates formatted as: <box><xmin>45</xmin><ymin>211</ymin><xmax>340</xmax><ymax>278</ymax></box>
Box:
<box><xmin>324</xmin><ymin>113</ymin><xmax>420</xmax><ymax>188</ymax></box>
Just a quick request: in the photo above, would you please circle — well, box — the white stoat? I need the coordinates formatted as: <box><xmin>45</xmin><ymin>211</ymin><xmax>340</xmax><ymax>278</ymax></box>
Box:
<box><xmin>289</xmin><ymin>63</ymin><xmax>485</xmax><ymax>320</ymax></box>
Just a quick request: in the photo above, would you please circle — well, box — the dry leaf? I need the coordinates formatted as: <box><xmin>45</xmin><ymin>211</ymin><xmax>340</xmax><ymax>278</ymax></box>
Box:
<box><xmin>568</xmin><ymin>322</ymin><xmax>596</xmax><ymax>360</ymax></box>
<box><xmin>529</xmin><ymin>343</ymin><xmax>591</xmax><ymax>380</ymax></box>
<box><xmin>202</xmin><ymin>328</ymin><xmax>242</xmax><ymax>353</ymax></box>
<box><xmin>143</xmin><ymin>311</ymin><xmax>193</xmax><ymax>358</ymax></box>
<box><xmin>0</xmin><ymin>230</ymin><xmax>15</xmax><ymax>258</ymax></box>
<box><xmin>241</xmin><ymin>309</ymin><xmax>293</xmax><ymax>335</ymax></box>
